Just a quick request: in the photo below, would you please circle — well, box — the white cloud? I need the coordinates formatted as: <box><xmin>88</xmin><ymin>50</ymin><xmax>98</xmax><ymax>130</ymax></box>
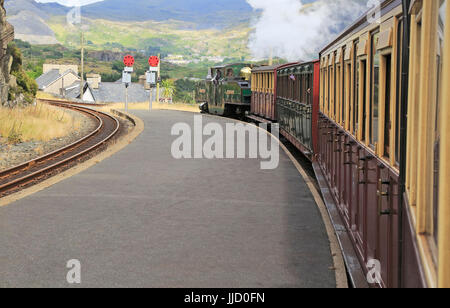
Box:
<box><xmin>35</xmin><ymin>0</ymin><xmax>104</xmax><ymax>7</ymax></box>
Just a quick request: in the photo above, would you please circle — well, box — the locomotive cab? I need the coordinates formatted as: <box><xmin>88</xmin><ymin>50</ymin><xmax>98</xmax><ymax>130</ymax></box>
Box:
<box><xmin>196</xmin><ymin>63</ymin><xmax>253</xmax><ymax>117</ymax></box>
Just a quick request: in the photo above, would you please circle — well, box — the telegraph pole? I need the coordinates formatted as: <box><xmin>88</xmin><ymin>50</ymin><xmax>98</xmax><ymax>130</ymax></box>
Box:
<box><xmin>80</xmin><ymin>31</ymin><xmax>84</xmax><ymax>99</ymax></box>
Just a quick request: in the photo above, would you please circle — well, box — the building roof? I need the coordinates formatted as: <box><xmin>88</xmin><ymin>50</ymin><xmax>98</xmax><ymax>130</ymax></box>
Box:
<box><xmin>91</xmin><ymin>82</ymin><xmax>150</xmax><ymax>103</ymax></box>
<box><xmin>35</xmin><ymin>69</ymin><xmax>80</xmax><ymax>90</ymax></box>
<box><xmin>64</xmin><ymin>81</ymin><xmax>94</xmax><ymax>100</ymax></box>
<box><xmin>252</xmin><ymin>65</ymin><xmax>279</xmax><ymax>72</ymax></box>
<box><xmin>35</xmin><ymin>69</ymin><xmax>61</xmax><ymax>90</ymax></box>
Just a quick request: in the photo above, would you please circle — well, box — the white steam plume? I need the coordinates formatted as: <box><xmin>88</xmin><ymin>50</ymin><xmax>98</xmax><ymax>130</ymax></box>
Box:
<box><xmin>246</xmin><ymin>0</ymin><xmax>368</xmax><ymax>62</ymax></box>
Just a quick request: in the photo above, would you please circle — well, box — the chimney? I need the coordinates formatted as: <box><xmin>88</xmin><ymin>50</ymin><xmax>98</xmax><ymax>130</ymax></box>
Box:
<box><xmin>139</xmin><ymin>75</ymin><xmax>146</xmax><ymax>86</ymax></box>
<box><xmin>139</xmin><ymin>75</ymin><xmax>150</xmax><ymax>90</ymax></box>
<box><xmin>87</xmin><ymin>73</ymin><xmax>101</xmax><ymax>89</ymax></box>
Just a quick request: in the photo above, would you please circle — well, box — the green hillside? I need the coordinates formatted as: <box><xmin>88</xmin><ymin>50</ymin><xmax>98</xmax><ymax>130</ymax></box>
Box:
<box><xmin>47</xmin><ymin>16</ymin><xmax>252</xmax><ymax>61</ymax></box>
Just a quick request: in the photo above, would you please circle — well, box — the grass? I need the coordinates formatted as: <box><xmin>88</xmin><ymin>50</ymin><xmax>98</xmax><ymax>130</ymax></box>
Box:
<box><xmin>0</xmin><ymin>103</ymin><xmax>82</xmax><ymax>144</ymax></box>
<box><xmin>36</xmin><ymin>91</ymin><xmax>68</xmax><ymax>101</ymax></box>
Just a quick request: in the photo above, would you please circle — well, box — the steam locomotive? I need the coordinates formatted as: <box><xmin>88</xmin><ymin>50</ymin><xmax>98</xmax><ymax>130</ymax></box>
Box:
<box><xmin>195</xmin><ymin>63</ymin><xmax>252</xmax><ymax>117</ymax></box>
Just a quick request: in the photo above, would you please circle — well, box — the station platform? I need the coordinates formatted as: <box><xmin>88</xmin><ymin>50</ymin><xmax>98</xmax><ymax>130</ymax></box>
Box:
<box><xmin>0</xmin><ymin>110</ymin><xmax>337</xmax><ymax>288</ymax></box>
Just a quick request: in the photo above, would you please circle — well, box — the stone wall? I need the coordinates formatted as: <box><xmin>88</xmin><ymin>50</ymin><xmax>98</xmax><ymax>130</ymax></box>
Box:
<box><xmin>0</xmin><ymin>0</ymin><xmax>14</xmax><ymax>106</ymax></box>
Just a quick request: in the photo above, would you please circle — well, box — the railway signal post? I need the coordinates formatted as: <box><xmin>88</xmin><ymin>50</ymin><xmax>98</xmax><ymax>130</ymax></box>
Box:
<box><xmin>122</xmin><ymin>55</ymin><xmax>135</xmax><ymax>112</ymax></box>
<box><xmin>146</xmin><ymin>56</ymin><xmax>159</xmax><ymax>111</ymax></box>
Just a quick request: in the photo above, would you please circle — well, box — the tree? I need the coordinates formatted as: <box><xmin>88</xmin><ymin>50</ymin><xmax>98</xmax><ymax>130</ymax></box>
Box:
<box><xmin>161</xmin><ymin>79</ymin><xmax>175</xmax><ymax>99</ymax></box>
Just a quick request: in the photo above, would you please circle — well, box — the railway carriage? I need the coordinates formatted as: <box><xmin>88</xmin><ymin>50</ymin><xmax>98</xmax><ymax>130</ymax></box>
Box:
<box><xmin>248</xmin><ymin>63</ymin><xmax>300</xmax><ymax>123</ymax></box>
<box><xmin>276</xmin><ymin>61</ymin><xmax>321</xmax><ymax>160</ymax></box>
<box><xmin>317</xmin><ymin>0</ymin><xmax>450</xmax><ymax>288</ymax></box>
<box><xmin>249</xmin><ymin>65</ymin><xmax>277</xmax><ymax>122</ymax></box>
<box><xmin>247</xmin><ymin>62</ymin><xmax>320</xmax><ymax>159</ymax></box>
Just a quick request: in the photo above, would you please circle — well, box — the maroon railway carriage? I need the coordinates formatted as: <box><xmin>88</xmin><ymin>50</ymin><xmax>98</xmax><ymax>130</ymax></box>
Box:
<box><xmin>248</xmin><ymin>61</ymin><xmax>321</xmax><ymax>160</ymax></box>
<box><xmin>248</xmin><ymin>63</ymin><xmax>299</xmax><ymax>123</ymax></box>
<box><xmin>246</xmin><ymin>0</ymin><xmax>449</xmax><ymax>289</ymax></box>
<box><xmin>275</xmin><ymin>61</ymin><xmax>321</xmax><ymax>160</ymax></box>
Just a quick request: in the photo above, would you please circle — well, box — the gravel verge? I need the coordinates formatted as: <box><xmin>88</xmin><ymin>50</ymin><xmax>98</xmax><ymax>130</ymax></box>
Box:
<box><xmin>0</xmin><ymin>108</ymin><xmax>97</xmax><ymax>171</ymax></box>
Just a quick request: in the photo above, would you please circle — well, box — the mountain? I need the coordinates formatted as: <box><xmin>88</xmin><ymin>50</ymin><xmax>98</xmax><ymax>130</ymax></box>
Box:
<box><xmin>80</xmin><ymin>0</ymin><xmax>253</xmax><ymax>28</ymax></box>
<box><xmin>5</xmin><ymin>0</ymin><xmax>253</xmax><ymax>45</ymax></box>
<box><xmin>5</xmin><ymin>0</ymin><xmax>68</xmax><ymax>18</ymax></box>
<box><xmin>7</xmin><ymin>10</ymin><xmax>58</xmax><ymax>44</ymax></box>
<box><xmin>4</xmin><ymin>0</ymin><xmax>64</xmax><ymax>44</ymax></box>
<box><xmin>7</xmin><ymin>0</ymin><xmax>253</xmax><ymax>29</ymax></box>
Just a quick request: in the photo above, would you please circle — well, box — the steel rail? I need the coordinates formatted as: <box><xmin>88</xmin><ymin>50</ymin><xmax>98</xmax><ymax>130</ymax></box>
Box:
<box><xmin>0</xmin><ymin>101</ymin><xmax>120</xmax><ymax>195</ymax></box>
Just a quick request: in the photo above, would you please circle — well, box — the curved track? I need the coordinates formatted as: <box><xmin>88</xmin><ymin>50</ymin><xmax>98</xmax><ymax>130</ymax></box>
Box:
<box><xmin>0</xmin><ymin>101</ymin><xmax>120</xmax><ymax>197</ymax></box>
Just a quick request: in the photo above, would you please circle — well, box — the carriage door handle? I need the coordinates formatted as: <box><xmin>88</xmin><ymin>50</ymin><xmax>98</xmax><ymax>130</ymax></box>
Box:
<box><xmin>377</xmin><ymin>179</ymin><xmax>391</xmax><ymax>215</ymax></box>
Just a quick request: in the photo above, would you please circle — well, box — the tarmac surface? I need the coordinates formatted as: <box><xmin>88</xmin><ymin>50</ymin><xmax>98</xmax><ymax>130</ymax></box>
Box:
<box><xmin>0</xmin><ymin>110</ymin><xmax>336</xmax><ymax>288</ymax></box>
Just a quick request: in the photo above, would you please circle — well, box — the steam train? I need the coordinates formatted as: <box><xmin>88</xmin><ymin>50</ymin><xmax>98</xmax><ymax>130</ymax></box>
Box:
<box><xmin>196</xmin><ymin>0</ymin><xmax>449</xmax><ymax>288</ymax></box>
<box><xmin>195</xmin><ymin>63</ymin><xmax>252</xmax><ymax>116</ymax></box>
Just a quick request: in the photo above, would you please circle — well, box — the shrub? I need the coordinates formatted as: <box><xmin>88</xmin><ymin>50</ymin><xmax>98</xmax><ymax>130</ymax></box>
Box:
<box><xmin>13</xmin><ymin>70</ymin><xmax>38</xmax><ymax>96</ymax></box>
<box><xmin>7</xmin><ymin>42</ymin><xmax>22</xmax><ymax>73</ymax></box>
<box><xmin>6</xmin><ymin>42</ymin><xmax>38</xmax><ymax>104</ymax></box>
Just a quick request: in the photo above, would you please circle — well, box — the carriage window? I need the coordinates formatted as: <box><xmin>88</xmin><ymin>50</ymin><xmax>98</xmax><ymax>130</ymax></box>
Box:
<box><xmin>303</xmin><ymin>73</ymin><xmax>306</xmax><ymax>103</ymax></box>
<box><xmin>333</xmin><ymin>66</ymin><xmax>337</xmax><ymax>120</ymax></box>
<box><xmin>321</xmin><ymin>69</ymin><xmax>325</xmax><ymax>111</ymax></box>
<box><xmin>395</xmin><ymin>19</ymin><xmax>404</xmax><ymax>165</ymax></box>
<box><xmin>323</xmin><ymin>68</ymin><xmax>330</xmax><ymax>114</ymax></box>
<box><xmin>383</xmin><ymin>54</ymin><xmax>392</xmax><ymax>158</ymax></box>
<box><xmin>336</xmin><ymin>65</ymin><xmax>341</xmax><ymax>122</ymax></box>
<box><xmin>308</xmin><ymin>73</ymin><xmax>313</xmax><ymax>105</ymax></box>
<box><xmin>304</xmin><ymin>74</ymin><xmax>307</xmax><ymax>103</ymax></box>
<box><xmin>353</xmin><ymin>42</ymin><xmax>359</xmax><ymax>135</ymax></box>
<box><xmin>361</xmin><ymin>59</ymin><xmax>367</xmax><ymax>142</ymax></box>
<box><xmin>329</xmin><ymin>67</ymin><xmax>332</xmax><ymax>115</ymax></box>
<box><xmin>433</xmin><ymin>0</ymin><xmax>446</xmax><ymax>245</ymax></box>
<box><xmin>342</xmin><ymin>63</ymin><xmax>345</xmax><ymax>125</ymax></box>
<box><xmin>286</xmin><ymin>75</ymin><xmax>289</xmax><ymax>98</ymax></box>
<box><xmin>344</xmin><ymin>62</ymin><xmax>351</xmax><ymax>127</ymax></box>
<box><xmin>298</xmin><ymin>74</ymin><xmax>305</xmax><ymax>103</ymax></box>
<box><xmin>284</xmin><ymin>76</ymin><xmax>290</xmax><ymax>99</ymax></box>
<box><xmin>292</xmin><ymin>74</ymin><xmax>295</xmax><ymax>100</ymax></box>
<box><xmin>370</xmin><ymin>32</ymin><xmax>380</xmax><ymax>150</ymax></box>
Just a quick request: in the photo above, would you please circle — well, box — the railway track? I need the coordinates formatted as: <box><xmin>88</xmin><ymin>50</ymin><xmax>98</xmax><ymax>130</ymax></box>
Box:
<box><xmin>37</xmin><ymin>98</ymin><xmax>108</xmax><ymax>108</ymax></box>
<box><xmin>0</xmin><ymin>101</ymin><xmax>120</xmax><ymax>197</ymax></box>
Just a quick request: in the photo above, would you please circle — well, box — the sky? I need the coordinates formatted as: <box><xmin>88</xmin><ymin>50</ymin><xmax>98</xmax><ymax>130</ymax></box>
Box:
<box><xmin>35</xmin><ymin>0</ymin><xmax>104</xmax><ymax>6</ymax></box>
